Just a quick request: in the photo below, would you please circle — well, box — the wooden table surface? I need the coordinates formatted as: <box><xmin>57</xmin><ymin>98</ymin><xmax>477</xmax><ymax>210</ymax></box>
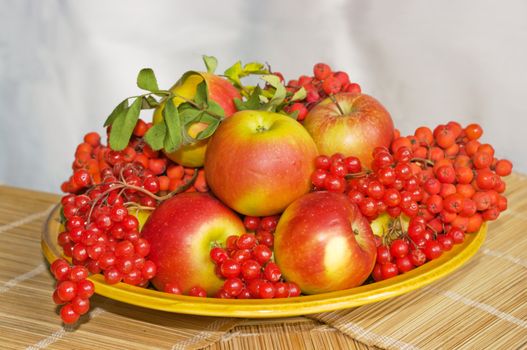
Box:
<box><xmin>0</xmin><ymin>173</ymin><xmax>526</xmax><ymax>349</ymax></box>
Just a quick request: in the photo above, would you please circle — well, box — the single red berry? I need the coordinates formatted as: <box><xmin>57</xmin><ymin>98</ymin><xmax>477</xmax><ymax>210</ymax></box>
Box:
<box><xmin>223</xmin><ymin>278</ymin><xmax>244</xmax><ymax>297</ymax></box>
<box><xmin>424</xmin><ymin>240</ymin><xmax>443</xmax><ymax>260</ymax></box>
<box><xmin>322</xmin><ymin>76</ymin><xmax>342</xmax><ymax>95</ymax></box>
<box><xmin>188</xmin><ymin>286</ymin><xmax>207</xmax><ymax>297</ymax></box>
<box><xmin>241</xmin><ymin>259</ymin><xmax>261</xmax><ymax>280</ymax></box>
<box><xmin>220</xmin><ymin>259</ymin><xmax>241</xmax><ymax>278</ymax></box>
<box><xmin>381</xmin><ymin>263</ymin><xmax>399</xmax><ymax>279</ymax></box>
<box><xmin>236</xmin><ymin>233</ymin><xmax>257</xmax><ymax>250</ymax></box>
<box><xmin>390</xmin><ymin>239</ymin><xmax>409</xmax><ymax>259</ymax></box>
<box><xmin>396</xmin><ymin>256</ymin><xmax>414</xmax><ymax>273</ymax></box>
<box><xmin>313</xmin><ymin>63</ymin><xmax>332</xmax><ymax>80</ymax></box>
<box><xmin>494</xmin><ymin>159</ymin><xmax>512</xmax><ymax>176</ymax></box>
<box><xmin>231</xmin><ymin>249</ymin><xmax>252</xmax><ymax>264</ymax></box>
<box><xmin>115</xmin><ymin>240</ymin><xmax>135</xmax><ymax>258</ymax></box>
<box><xmin>287</xmin><ymin>282</ymin><xmax>301</xmax><ymax>297</ymax></box>
<box><xmin>164</xmin><ymin>282</ymin><xmax>182</xmax><ymax>294</ymax></box>
<box><xmin>210</xmin><ymin>247</ymin><xmax>229</xmax><ymax>265</ymax></box>
<box><xmin>103</xmin><ymin>268</ymin><xmax>122</xmax><ymax>284</ymax></box>
<box><xmin>134</xmin><ymin>238</ymin><xmax>151</xmax><ymax>257</ymax></box>
<box><xmin>263</xmin><ymin>262</ymin><xmax>282</xmax><ymax>282</ymax></box>
<box><xmin>272</xmin><ymin>282</ymin><xmax>288</xmax><ymax>298</ymax></box>
<box><xmin>243</xmin><ymin>216</ymin><xmax>260</xmax><ymax>231</ymax></box>
<box><xmin>258</xmin><ymin>281</ymin><xmax>275</xmax><ymax>299</ymax></box>
<box><xmin>71</xmin><ymin>296</ymin><xmax>90</xmax><ymax>315</ymax></box>
<box><xmin>69</xmin><ymin>266</ymin><xmax>89</xmax><ymax>282</ymax></box>
<box><xmin>376</xmin><ymin>246</ymin><xmax>391</xmax><ymax>264</ymax></box>
<box><xmin>315</xmin><ymin>155</ymin><xmax>331</xmax><ymax>170</ymax></box>
<box><xmin>56</xmin><ymin>281</ymin><xmax>78</xmax><ymax>302</ymax></box>
<box><xmin>60</xmin><ymin>303</ymin><xmax>80</xmax><ymax>324</ymax></box>
<box><xmin>409</xmin><ymin>249</ymin><xmax>426</xmax><ymax>266</ymax></box>
<box><xmin>252</xmin><ymin>245</ymin><xmax>272</xmax><ymax>264</ymax></box>
<box><xmin>260</xmin><ymin>216</ymin><xmax>279</xmax><ymax>232</ymax></box>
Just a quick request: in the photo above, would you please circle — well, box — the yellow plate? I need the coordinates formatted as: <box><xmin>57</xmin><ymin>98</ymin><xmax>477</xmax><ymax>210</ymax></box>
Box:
<box><xmin>41</xmin><ymin>204</ymin><xmax>487</xmax><ymax>318</ymax></box>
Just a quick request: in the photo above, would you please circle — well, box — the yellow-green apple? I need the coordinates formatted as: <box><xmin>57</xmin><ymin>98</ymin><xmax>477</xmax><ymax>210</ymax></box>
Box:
<box><xmin>303</xmin><ymin>92</ymin><xmax>394</xmax><ymax>168</ymax></box>
<box><xmin>274</xmin><ymin>191</ymin><xmax>377</xmax><ymax>294</ymax></box>
<box><xmin>153</xmin><ymin>72</ymin><xmax>241</xmax><ymax>167</ymax></box>
<box><xmin>204</xmin><ymin>110</ymin><xmax>319</xmax><ymax>217</ymax></box>
<box><xmin>141</xmin><ymin>192</ymin><xmax>245</xmax><ymax>296</ymax></box>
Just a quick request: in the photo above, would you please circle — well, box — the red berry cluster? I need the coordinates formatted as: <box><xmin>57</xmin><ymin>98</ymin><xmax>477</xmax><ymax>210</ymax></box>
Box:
<box><xmin>60</xmin><ymin>190</ymin><xmax>157</xmax><ymax>286</ymax></box>
<box><xmin>283</xmin><ymin>63</ymin><xmax>362</xmax><ymax>121</ymax></box>
<box><xmin>209</xmin><ymin>232</ymin><xmax>301</xmax><ymax>299</ymax></box>
<box><xmin>61</xmin><ymin>120</ymin><xmax>208</xmax><ymax>196</ymax></box>
<box><xmin>311</xmin><ymin>122</ymin><xmax>512</xmax><ymax>280</ymax></box>
<box><xmin>53</xmin><ymin>119</ymin><xmax>214</xmax><ymax>323</ymax></box>
<box><xmin>50</xmin><ymin>259</ymin><xmax>95</xmax><ymax>324</ymax></box>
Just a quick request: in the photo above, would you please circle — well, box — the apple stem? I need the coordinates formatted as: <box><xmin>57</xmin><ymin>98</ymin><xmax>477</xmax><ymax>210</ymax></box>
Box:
<box><xmin>329</xmin><ymin>94</ymin><xmax>345</xmax><ymax>116</ymax></box>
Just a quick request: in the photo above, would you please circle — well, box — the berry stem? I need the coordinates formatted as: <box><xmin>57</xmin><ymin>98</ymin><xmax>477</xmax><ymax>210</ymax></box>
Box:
<box><xmin>411</xmin><ymin>158</ymin><xmax>435</xmax><ymax>167</ymax></box>
<box><xmin>344</xmin><ymin>170</ymin><xmax>372</xmax><ymax>179</ymax></box>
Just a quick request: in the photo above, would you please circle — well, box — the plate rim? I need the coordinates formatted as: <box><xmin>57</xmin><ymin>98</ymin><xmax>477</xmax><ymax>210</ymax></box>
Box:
<box><xmin>41</xmin><ymin>204</ymin><xmax>487</xmax><ymax>318</ymax></box>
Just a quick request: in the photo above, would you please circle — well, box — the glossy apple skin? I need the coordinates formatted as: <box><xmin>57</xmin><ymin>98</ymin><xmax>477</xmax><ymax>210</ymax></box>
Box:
<box><xmin>141</xmin><ymin>192</ymin><xmax>245</xmax><ymax>296</ymax></box>
<box><xmin>303</xmin><ymin>92</ymin><xmax>394</xmax><ymax>169</ymax></box>
<box><xmin>153</xmin><ymin>72</ymin><xmax>241</xmax><ymax>167</ymax></box>
<box><xmin>274</xmin><ymin>191</ymin><xmax>377</xmax><ymax>294</ymax></box>
<box><xmin>204</xmin><ymin>110</ymin><xmax>319</xmax><ymax>217</ymax></box>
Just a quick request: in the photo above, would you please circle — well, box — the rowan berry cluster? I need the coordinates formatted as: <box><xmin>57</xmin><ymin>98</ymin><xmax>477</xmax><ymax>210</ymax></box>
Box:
<box><xmin>283</xmin><ymin>63</ymin><xmax>361</xmax><ymax>121</ymax></box>
<box><xmin>311</xmin><ymin>122</ymin><xmax>512</xmax><ymax>280</ymax></box>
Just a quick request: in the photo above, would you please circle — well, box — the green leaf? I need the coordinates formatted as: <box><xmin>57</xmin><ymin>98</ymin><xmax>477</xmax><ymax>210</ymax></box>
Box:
<box><xmin>137</xmin><ymin>68</ymin><xmax>159</xmax><ymax>92</ymax></box>
<box><xmin>180</xmin><ymin>107</ymin><xmax>203</xmax><ymax>125</ymax></box>
<box><xmin>103</xmin><ymin>99</ymin><xmax>128</xmax><ymax>127</ymax></box>
<box><xmin>194</xmin><ymin>81</ymin><xmax>209</xmax><ymax>106</ymax></box>
<box><xmin>290</xmin><ymin>87</ymin><xmax>307</xmax><ymax>102</ymax></box>
<box><xmin>196</xmin><ymin>119</ymin><xmax>220</xmax><ymax>140</ymax></box>
<box><xmin>144</xmin><ymin>123</ymin><xmax>166</xmax><ymax>151</ymax></box>
<box><xmin>163</xmin><ymin>98</ymin><xmax>182</xmax><ymax>153</ymax></box>
<box><xmin>233</xmin><ymin>86</ymin><xmax>263</xmax><ymax>111</ymax></box>
<box><xmin>261</xmin><ymin>74</ymin><xmax>287</xmax><ymax>110</ymax></box>
<box><xmin>206</xmin><ymin>100</ymin><xmax>225</xmax><ymax>119</ymax></box>
<box><xmin>224</xmin><ymin>61</ymin><xmax>243</xmax><ymax>87</ymax></box>
<box><xmin>202</xmin><ymin>55</ymin><xmax>218</xmax><ymax>74</ymax></box>
<box><xmin>243</xmin><ymin>62</ymin><xmax>268</xmax><ymax>74</ymax></box>
<box><xmin>142</xmin><ymin>95</ymin><xmax>159</xmax><ymax>109</ymax></box>
<box><xmin>109</xmin><ymin>97</ymin><xmax>142</xmax><ymax>151</ymax></box>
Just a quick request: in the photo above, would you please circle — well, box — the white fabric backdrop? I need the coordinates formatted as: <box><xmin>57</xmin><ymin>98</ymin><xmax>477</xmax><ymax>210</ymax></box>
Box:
<box><xmin>1</xmin><ymin>0</ymin><xmax>526</xmax><ymax>193</ymax></box>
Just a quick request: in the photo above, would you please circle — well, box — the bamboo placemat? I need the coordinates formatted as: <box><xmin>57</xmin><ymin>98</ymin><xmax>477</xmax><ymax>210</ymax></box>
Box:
<box><xmin>0</xmin><ymin>173</ymin><xmax>525</xmax><ymax>349</ymax></box>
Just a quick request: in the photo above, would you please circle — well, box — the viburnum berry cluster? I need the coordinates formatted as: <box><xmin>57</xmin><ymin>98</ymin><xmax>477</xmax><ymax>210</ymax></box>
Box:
<box><xmin>283</xmin><ymin>63</ymin><xmax>362</xmax><ymax>121</ymax></box>
<box><xmin>311</xmin><ymin>122</ymin><xmax>512</xmax><ymax>280</ymax></box>
<box><xmin>209</xmin><ymin>232</ymin><xmax>301</xmax><ymax>299</ymax></box>
<box><xmin>50</xmin><ymin>259</ymin><xmax>94</xmax><ymax>324</ymax></box>
<box><xmin>52</xmin><ymin>120</ymin><xmax>210</xmax><ymax>323</ymax></box>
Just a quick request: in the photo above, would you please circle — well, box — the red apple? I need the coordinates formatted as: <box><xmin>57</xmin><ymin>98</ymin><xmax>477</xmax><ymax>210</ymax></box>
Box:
<box><xmin>141</xmin><ymin>192</ymin><xmax>245</xmax><ymax>296</ymax></box>
<box><xmin>303</xmin><ymin>92</ymin><xmax>394</xmax><ymax>168</ymax></box>
<box><xmin>274</xmin><ymin>191</ymin><xmax>377</xmax><ymax>294</ymax></box>
<box><xmin>204</xmin><ymin>110</ymin><xmax>319</xmax><ymax>217</ymax></box>
<box><xmin>153</xmin><ymin>72</ymin><xmax>241</xmax><ymax>167</ymax></box>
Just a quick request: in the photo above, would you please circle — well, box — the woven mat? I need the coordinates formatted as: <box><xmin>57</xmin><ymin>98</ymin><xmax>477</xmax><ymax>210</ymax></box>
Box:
<box><xmin>0</xmin><ymin>173</ymin><xmax>526</xmax><ymax>349</ymax></box>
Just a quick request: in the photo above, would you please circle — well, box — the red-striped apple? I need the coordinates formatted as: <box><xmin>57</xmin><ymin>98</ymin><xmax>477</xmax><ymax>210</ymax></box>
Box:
<box><xmin>274</xmin><ymin>191</ymin><xmax>377</xmax><ymax>294</ymax></box>
<box><xmin>303</xmin><ymin>92</ymin><xmax>394</xmax><ymax>168</ymax></box>
<box><xmin>204</xmin><ymin>110</ymin><xmax>319</xmax><ymax>217</ymax></box>
<box><xmin>141</xmin><ymin>192</ymin><xmax>245</xmax><ymax>296</ymax></box>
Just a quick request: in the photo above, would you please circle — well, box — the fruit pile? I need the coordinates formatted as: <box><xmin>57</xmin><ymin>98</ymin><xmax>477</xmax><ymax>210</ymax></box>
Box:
<box><xmin>49</xmin><ymin>56</ymin><xmax>513</xmax><ymax>324</ymax></box>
